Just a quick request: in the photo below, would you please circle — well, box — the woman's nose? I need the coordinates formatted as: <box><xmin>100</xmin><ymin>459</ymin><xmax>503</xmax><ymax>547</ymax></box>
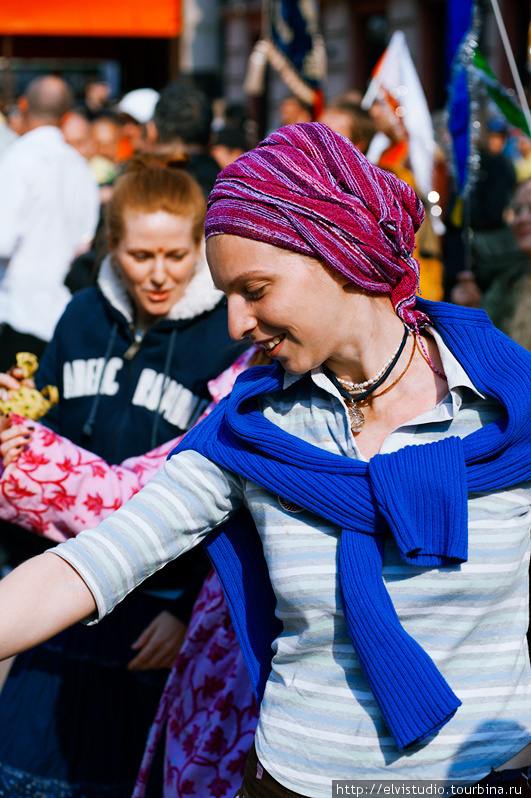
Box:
<box><xmin>151</xmin><ymin>254</ymin><xmax>167</xmax><ymax>284</ymax></box>
<box><xmin>227</xmin><ymin>295</ymin><xmax>255</xmax><ymax>341</ymax></box>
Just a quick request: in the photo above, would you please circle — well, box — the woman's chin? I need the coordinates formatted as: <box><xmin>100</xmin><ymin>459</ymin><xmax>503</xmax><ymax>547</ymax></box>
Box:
<box><xmin>280</xmin><ymin>356</ymin><xmax>316</xmax><ymax>376</ymax></box>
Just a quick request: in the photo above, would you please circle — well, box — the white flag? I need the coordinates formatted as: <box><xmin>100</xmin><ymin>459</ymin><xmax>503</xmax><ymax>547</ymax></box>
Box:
<box><xmin>362</xmin><ymin>31</ymin><xmax>435</xmax><ymax>200</ymax></box>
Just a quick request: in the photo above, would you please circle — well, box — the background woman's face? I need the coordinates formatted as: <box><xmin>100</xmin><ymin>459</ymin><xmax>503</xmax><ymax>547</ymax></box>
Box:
<box><xmin>113</xmin><ymin>209</ymin><xmax>200</xmax><ymax>328</ymax></box>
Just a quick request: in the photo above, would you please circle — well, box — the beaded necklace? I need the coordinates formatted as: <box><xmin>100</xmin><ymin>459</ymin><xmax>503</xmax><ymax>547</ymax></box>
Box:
<box><xmin>324</xmin><ymin>327</ymin><xmax>410</xmax><ymax>432</ymax></box>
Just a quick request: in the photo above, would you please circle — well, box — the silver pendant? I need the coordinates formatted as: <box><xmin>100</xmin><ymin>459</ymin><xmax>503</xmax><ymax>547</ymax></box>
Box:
<box><xmin>347</xmin><ymin>402</ymin><xmax>365</xmax><ymax>433</ymax></box>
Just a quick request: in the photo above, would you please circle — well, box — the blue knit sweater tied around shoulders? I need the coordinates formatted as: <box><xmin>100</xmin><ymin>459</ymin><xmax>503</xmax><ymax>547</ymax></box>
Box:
<box><xmin>171</xmin><ymin>300</ymin><xmax>531</xmax><ymax>751</ymax></box>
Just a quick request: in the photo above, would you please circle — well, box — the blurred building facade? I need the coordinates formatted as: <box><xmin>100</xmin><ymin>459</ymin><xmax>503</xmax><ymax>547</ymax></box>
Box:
<box><xmin>221</xmin><ymin>0</ymin><xmax>530</xmax><ymax>132</ymax></box>
<box><xmin>0</xmin><ymin>0</ymin><xmax>529</xmax><ymax>131</ymax></box>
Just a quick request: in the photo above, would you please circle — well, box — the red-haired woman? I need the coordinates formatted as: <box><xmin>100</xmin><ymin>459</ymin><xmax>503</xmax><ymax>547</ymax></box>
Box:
<box><xmin>0</xmin><ymin>155</ymin><xmax>247</xmax><ymax>797</ymax></box>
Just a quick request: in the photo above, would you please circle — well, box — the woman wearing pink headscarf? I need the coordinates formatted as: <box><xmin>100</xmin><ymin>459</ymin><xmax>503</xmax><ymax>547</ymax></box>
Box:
<box><xmin>0</xmin><ymin>123</ymin><xmax>530</xmax><ymax>797</ymax></box>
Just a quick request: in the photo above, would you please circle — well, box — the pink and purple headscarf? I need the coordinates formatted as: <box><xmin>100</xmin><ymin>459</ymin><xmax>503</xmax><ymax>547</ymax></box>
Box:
<box><xmin>205</xmin><ymin>122</ymin><xmax>430</xmax><ymax>329</ymax></box>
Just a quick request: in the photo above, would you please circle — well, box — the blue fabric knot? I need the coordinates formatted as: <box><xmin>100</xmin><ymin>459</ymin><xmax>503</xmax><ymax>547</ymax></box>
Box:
<box><xmin>368</xmin><ymin>436</ymin><xmax>468</xmax><ymax>566</ymax></box>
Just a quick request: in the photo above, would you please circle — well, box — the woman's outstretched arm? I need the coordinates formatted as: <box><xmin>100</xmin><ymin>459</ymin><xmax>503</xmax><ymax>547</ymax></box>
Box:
<box><xmin>0</xmin><ymin>551</ymin><xmax>96</xmax><ymax>661</ymax></box>
<box><xmin>0</xmin><ymin>449</ymin><xmax>243</xmax><ymax>661</ymax></box>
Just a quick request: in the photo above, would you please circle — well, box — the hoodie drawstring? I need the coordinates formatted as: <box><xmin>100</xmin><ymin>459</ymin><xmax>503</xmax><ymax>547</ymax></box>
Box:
<box><xmin>82</xmin><ymin>323</ymin><xmax>119</xmax><ymax>439</ymax></box>
<box><xmin>150</xmin><ymin>327</ymin><xmax>178</xmax><ymax>449</ymax></box>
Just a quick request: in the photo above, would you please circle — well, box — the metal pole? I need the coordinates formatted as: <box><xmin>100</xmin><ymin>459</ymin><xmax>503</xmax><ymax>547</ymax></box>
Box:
<box><xmin>488</xmin><ymin>0</ymin><xmax>531</xmax><ymax>134</ymax></box>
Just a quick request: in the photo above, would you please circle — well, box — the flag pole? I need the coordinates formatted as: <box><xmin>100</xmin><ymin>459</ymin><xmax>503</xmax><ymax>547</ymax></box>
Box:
<box><xmin>488</xmin><ymin>0</ymin><xmax>531</xmax><ymax>134</ymax></box>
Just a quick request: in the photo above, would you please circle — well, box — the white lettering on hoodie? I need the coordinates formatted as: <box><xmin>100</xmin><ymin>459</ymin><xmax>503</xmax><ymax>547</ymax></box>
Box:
<box><xmin>62</xmin><ymin>360</ymin><xmax>207</xmax><ymax>429</ymax></box>
<box><xmin>63</xmin><ymin>358</ymin><xmax>122</xmax><ymax>398</ymax></box>
<box><xmin>132</xmin><ymin>368</ymin><xmax>207</xmax><ymax>428</ymax></box>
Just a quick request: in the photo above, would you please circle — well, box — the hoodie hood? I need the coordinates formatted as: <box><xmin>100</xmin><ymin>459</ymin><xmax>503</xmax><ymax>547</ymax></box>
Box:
<box><xmin>98</xmin><ymin>240</ymin><xmax>223</xmax><ymax>325</ymax></box>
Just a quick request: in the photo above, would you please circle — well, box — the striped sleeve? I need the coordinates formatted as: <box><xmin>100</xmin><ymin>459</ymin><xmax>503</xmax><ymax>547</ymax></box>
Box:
<box><xmin>49</xmin><ymin>450</ymin><xmax>244</xmax><ymax>622</ymax></box>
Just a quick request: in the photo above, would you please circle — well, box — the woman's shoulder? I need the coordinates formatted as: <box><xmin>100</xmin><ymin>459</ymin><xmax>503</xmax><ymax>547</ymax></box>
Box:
<box><xmin>45</xmin><ymin>288</ymin><xmax>113</xmax><ymax>353</ymax></box>
<box><xmin>58</xmin><ymin>286</ymin><xmax>105</xmax><ymax>319</ymax></box>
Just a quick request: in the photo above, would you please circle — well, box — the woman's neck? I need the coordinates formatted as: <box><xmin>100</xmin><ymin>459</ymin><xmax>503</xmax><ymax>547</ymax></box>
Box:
<box><xmin>325</xmin><ymin>295</ymin><xmax>407</xmax><ymax>385</ymax></box>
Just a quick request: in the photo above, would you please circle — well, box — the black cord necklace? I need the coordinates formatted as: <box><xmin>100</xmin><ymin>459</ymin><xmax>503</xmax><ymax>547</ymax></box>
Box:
<box><xmin>324</xmin><ymin>326</ymin><xmax>410</xmax><ymax>433</ymax></box>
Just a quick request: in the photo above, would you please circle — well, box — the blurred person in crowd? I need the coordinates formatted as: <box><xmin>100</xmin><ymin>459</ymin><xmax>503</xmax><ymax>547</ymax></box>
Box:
<box><xmin>451</xmin><ymin>180</ymin><xmax>531</xmax><ymax>343</ymax></box>
<box><xmin>61</xmin><ymin>109</ymin><xmax>94</xmax><ymax>160</ymax></box>
<box><xmin>334</xmin><ymin>88</ymin><xmax>364</xmax><ymax>106</ymax></box>
<box><xmin>367</xmin><ymin>96</ymin><xmax>408</xmax><ymax>169</ymax></box>
<box><xmin>80</xmin><ymin>80</ymin><xmax>111</xmax><ymax>121</ymax></box>
<box><xmin>116</xmin><ymin>87</ymin><xmax>160</xmax><ymax>153</ymax></box>
<box><xmin>485</xmin><ymin>116</ymin><xmax>508</xmax><ymax>156</ymax></box>
<box><xmin>366</xmin><ymin>95</ymin><xmax>444</xmax><ymax>301</ymax></box>
<box><xmin>63</xmin><ymin>114</ymin><xmax>122</xmax><ymax>293</ymax></box>
<box><xmin>90</xmin><ymin>113</ymin><xmax>121</xmax><ymax>181</ymax></box>
<box><xmin>279</xmin><ymin>95</ymin><xmax>313</xmax><ymax>126</ymax></box>
<box><xmin>515</xmin><ymin>131</ymin><xmax>531</xmax><ymax>183</ymax></box>
<box><xmin>149</xmin><ymin>81</ymin><xmax>220</xmax><ymax>197</ymax></box>
<box><xmin>0</xmin><ymin>75</ymin><xmax>99</xmax><ymax>371</ymax></box>
<box><xmin>483</xmin><ymin>177</ymin><xmax>531</xmax><ymax>345</ymax></box>
<box><xmin>210</xmin><ymin>126</ymin><xmax>248</xmax><ymax>170</ymax></box>
<box><xmin>319</xmin><ymin>99</ymin><xmax>375</xmax><ymax>154</ymax></box>
<box><xmin>444</xmin><ymin>117</ymin><xmax>517</xmax><ymax>298</ymax></box>
<box><xmin>0</xmin><ymin>154</ymin><xmax>248</xmax><ymax>798</ymax></box>
<box><xmin>224</xmin><ymin>101</ymin><xmax>249</xmax><ymax>130</ymax></box>
<box><xmin>5</xmin><ymin>102</ymin><xmax>24</xmax><ymax>137</ymax></box>
<box><xmin>0</xmin><ymin>103</ymin><xmax>17</xmax><ymax>157</ymax></box>
<box><xmin>92</xmin><ymin>115</ymin><xmax>121</xmax><ymax>162</ymax></box>
<box><xmin>216</xmin><ymin>101</ymin><xmax>259</xmax><ymax>151</ymax></box>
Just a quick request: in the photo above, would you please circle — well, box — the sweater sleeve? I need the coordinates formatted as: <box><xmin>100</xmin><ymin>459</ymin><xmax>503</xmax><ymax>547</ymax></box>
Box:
<box><xmin>50</xmin><ymin>450</ymin><xmax>244</xmax><ymax>621</ymax></box>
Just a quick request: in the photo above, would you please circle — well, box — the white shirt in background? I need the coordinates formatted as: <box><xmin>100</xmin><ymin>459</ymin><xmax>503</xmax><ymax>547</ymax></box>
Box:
<box><xmin>0</xmin><ymin>125</ymin><xmax>99</xmax><ymax>341</ymax></box>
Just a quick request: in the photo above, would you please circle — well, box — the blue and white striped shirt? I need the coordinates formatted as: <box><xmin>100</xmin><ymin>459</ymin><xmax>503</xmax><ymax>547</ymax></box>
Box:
<box><xmin>54</xmin><ymin>330</ymin><xmax>531</xmax><ymax>794</ymax></box>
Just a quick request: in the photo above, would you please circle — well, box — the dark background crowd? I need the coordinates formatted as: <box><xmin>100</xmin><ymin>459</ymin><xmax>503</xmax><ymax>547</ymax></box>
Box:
<box><xmin>2</xmin><ymin>72</ymin><xmax>531</xmax><ymax>365</ymax></box>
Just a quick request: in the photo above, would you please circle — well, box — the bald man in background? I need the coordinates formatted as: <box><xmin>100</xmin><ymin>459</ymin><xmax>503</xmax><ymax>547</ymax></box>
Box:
<box><xmin>0</xmin><ymin>76</ymin><xmax>99</xmax><ymax>370</ymax></box>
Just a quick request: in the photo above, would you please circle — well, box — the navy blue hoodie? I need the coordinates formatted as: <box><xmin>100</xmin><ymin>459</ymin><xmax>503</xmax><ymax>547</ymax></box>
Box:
<box><xmin>36</xmin><ymin>253</ymin><xmax>248</xmax><ymax>464</ymax></box>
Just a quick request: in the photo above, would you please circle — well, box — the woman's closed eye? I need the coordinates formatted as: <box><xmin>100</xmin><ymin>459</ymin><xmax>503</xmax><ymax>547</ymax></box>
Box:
<box><xmin>244</xmin><ymin>286</ymin><xmax>266</xmax><ymax>301</ymax></box>
<box><xmin>128</xmin><ymin>250</ymin><xmax>152</xmax><ymax>261</ymax></box>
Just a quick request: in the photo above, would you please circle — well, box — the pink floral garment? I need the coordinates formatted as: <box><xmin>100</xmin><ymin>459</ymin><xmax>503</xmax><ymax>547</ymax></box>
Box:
<box><xmin>0</xmin><ymin>347</ymin><xmax>259</xmax><ymax>798</ymax></box>
<box><xmin>0</xmin><ymin>348</ymin><xmax>256</xmax><ymax>542</ymax></box>
<box><xmin>133</xmin><ymin>569</ymin><xmax>259</xmax><ymax>798</ymax></box>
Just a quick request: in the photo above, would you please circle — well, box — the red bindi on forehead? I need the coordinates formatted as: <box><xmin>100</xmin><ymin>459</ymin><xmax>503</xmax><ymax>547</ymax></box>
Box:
<box><xmin>157</xmin><ymin>247</ymin><xmax>164</xmax><ymax>253</ymax></box>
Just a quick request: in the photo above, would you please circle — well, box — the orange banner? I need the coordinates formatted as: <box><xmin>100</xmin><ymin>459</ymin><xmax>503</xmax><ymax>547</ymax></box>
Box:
<box><xmin>0</xmin><ymin>0</ymin><xmax>181</xmax><ymax>38</ymax></box>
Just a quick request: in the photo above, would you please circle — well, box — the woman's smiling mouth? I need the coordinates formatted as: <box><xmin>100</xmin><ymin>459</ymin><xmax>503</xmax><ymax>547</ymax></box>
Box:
<box><xmin>260</xmin><ymin>334</ymin><xmax>286</xmax><ymax>353</ymax></box>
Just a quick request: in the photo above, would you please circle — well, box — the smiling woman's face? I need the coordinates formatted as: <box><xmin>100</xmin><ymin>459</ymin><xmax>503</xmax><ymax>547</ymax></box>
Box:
<box><xmin>112</xmin><ymin>209</ymin><xmax>200</xmax><ymax>329</ymax></box>
<box><xmin>206</xmin><ymin>234</ymin><xmax>357</xmax><ymax>375</ymax></box>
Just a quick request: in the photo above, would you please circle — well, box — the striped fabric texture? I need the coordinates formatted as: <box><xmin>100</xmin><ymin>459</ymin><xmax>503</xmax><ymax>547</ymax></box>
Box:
<box><xmin>205</xmin><ymin>122</ymin><xmax>428</xmax><ymax>329</ymax></box>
